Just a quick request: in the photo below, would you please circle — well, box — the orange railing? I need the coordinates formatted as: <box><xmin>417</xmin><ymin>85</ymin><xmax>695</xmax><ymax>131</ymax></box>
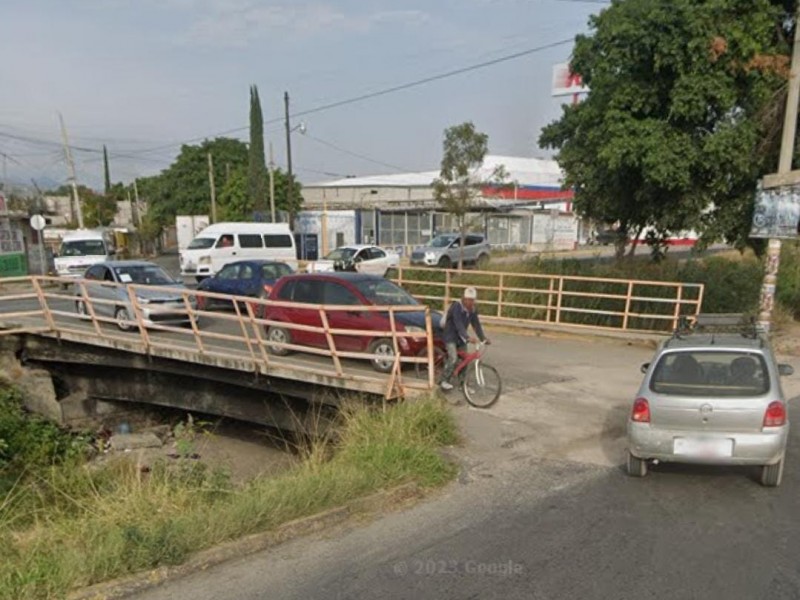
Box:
<box><xmin>0</xmin><ymin>276</ymin><xmax>437</xmax><ymax>398</ymax></box>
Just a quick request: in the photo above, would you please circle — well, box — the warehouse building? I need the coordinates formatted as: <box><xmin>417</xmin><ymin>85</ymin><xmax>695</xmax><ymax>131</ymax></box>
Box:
<box><xmin>296</xmin><ymin>155</ymin><xmax>583</xmax><ymax>259</ymax></box>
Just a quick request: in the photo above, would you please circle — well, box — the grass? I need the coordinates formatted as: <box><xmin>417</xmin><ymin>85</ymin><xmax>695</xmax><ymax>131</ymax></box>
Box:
<box><xmin>0</xmin><ymin>396</ymin><xmax>458</xmax><ymax>600</ymax></box>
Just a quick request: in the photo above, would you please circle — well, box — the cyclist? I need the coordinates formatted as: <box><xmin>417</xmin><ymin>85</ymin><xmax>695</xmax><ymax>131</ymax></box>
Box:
<box><xmin>440</xmin><ymin>287</ymin><xmax>490</xmax><ymax>391</ymax></box>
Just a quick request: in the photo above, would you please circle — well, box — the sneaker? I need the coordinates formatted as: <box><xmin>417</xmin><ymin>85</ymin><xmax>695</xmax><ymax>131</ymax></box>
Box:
<box><xmin>440</xmin><ymin>381</ymin><xmax>454</xmax><ymax>391</ymax></box>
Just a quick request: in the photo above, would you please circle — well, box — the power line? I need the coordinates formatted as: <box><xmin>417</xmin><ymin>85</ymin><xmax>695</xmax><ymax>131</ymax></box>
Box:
<box><xmin>302</xmin><ymin>133</ymin><xmax>407</xmax><ymax>172</ymax></box>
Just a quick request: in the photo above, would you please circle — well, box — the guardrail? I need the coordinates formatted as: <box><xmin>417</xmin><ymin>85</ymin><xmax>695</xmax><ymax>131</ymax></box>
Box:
<box><xmin>392</xmin><ymin>266</ymin><xmax>704</xmax><ymax>333</ymax></box>
<box><xmin>0</xmin><ymin>276</ymin><xmax>437</xmax><ymax>399</ymax></box>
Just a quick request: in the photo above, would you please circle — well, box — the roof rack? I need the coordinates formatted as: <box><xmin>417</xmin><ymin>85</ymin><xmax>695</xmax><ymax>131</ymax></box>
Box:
<box><xmin>671</xmin><ymin>313</ymin><xmax>764</xmax><ymax>342</ymax></box>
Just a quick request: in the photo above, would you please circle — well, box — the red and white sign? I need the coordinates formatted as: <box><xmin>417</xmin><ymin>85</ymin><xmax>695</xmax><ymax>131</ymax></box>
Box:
<box><xmin>552</xmin><ymin>63</ymin><xmax>589</xmax><ymax>97</ymax></box>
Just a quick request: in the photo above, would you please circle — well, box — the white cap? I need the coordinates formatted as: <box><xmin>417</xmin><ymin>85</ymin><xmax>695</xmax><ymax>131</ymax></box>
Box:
<box><xmin>463</xmin><ymin>287</ymin><xmax>477</xmax><ymax>300</ymax></box>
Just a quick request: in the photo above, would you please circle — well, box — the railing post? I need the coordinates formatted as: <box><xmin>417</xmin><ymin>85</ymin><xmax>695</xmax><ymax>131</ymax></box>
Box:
<box><xmin>231</xmin><ymin>296</ymin><xmax>258</xmax><ymax>366</ymax></box>
<box><xmin>546</xmin><ymin>277</ymin><xmax>555</xmax><ymax>323</ymax></box>
<box><xmin>555</xmin><ymin>277</ymin><xmax>564</xmax><ymax>324</ymax></box>
<box><xmin>672</xmin><ymin>285</ymin><xmax>684</xmax><ymax>331</ymax></box>
<box><xmin>77</xmin><ymin>280</ymin><xmax>104</xmax><ymax>338</ymax></box>
<box><xmin>126</xmin><ymin>285</ymin><xmax>151</xmax><ymax>353</ymax></box>
<box><xmin>244</xmin><ymin>299</ymin><xmax>271</xmax><ymax>371</ymax></box>
<box><xmin>695</xmin><ymin>284</ymin><xmax>705</xmax><ymax>317</ymax></box>
<box><xmin>425</xmin><ymin>306</ymin><xmax>435</xmax><ymax>391</ymax></box>
<box><xmin>396</xmin><ymin>265</ymin><xmax>404</xmax><ymax>287</ymax></box>
<box><xmin>622</xmin><ymin>281</ymin><xmax>634</xmax><ymax>330</ymax></box>
<box><xmin>318</xmin><ymin>307</ymin><xmax>343</xmax><ymax>377</ymax></box>
<box><xmin>32</xmin><ymin>277</ymin><xmax>57</xmax><ymax>334</ymax></box>
<box><xmin>182</xmin><ymin>290</ymin><xmax>204</xmax><ymax>354</ymax></box>
<box><xmin>384</xmin><ymin>308</ymin><xmax>403</xmax><ymax>399</ymax></box>
<box><xmin>497</xmin><ymin>273</ymin><xmax>504</xmax><ymax>318</ymax></box>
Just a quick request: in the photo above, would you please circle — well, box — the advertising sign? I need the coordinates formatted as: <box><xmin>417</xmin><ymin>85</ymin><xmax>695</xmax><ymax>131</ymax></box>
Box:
<box><xmin>552</xmin><ymin>63</ymin><xmax>590</xmax><ymax>97</ymax></box>
<box><xmin>750</xmin><ymin>183</ymin><xmax>800</xmax><ymax>239</ymax></box>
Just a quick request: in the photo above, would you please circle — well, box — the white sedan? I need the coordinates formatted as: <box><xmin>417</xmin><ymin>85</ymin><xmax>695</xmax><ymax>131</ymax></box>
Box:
<box><xmin>307</xmin><ymin>245</ymin><xmax>399</xmax><ymax>277</ymax></box>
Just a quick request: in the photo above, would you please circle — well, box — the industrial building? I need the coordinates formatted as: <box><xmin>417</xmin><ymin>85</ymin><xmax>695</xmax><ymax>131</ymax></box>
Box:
<box><xmin>296</xmin><ymin>155</ymin><xmax>583</xmax><ymax>259</ymax></box>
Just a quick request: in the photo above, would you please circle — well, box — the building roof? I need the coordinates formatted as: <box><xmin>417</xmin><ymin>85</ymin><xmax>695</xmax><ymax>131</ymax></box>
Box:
<box><xmin>308</xmin><ymin>155</ymin><xmax>565</xmax><ymax>190</ymax></box>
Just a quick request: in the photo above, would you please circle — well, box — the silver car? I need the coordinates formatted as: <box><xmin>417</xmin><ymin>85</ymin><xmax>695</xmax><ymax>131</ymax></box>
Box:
<box><xmin>74</xmin><ymin>261</ymin><xmax>191</xmax><ymax>331</ymax></box>
<box><xmin>627</xmin><ymin>316</ymin><xmax>794</xmax><ymax>487</ymax></box>
<box><xmin>410</xmin><ymin>234</ymin><xmax>490</xmax><ymax>269</ymax></box>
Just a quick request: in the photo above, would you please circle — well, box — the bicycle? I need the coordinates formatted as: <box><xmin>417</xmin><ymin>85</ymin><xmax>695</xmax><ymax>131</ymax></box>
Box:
<box><xmin>416</xmin><ymin>341</ymin><xmax>502</xmax><ymax>408</ymax></box>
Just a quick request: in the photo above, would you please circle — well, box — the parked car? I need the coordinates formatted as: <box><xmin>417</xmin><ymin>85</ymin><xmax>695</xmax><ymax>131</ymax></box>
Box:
<box><xmin>627</xmin><ymin>315</ymin><xmax>794</xmax><ymax>487</ymax></box>
<box><xmin>307</xmin><ymin>245</ymin><xmax>399</xmax><ymax>277</ymax></box>
<box><xmin>180</xmin><ymin>222</ymin><xmax>296</xmax><ymax>281</ymax></box>
<box><xmin>195</xmin><ymin>260</ymin><xmax>293</xmax><ymax>313</ymax></box>
<box><xmin>263</xmin><ymin>273</ymin><xmax>442</xmax><ymax>372</ymax></box>
<box><xmin>410</xmin><ymin>234</ymin><xmax>490</xmax><ymax>268</ymax></box>
<box><xmin>74</xmin><ymin>261</ymin><xmax>190</xmax><ymax>331</ymax></box>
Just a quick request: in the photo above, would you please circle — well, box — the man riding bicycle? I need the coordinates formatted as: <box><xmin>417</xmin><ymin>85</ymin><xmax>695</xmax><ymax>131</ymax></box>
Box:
<box><xmin>440</xmin><ymin>287</ymin><xmax>490</xmax><ymax>391</ymax></box>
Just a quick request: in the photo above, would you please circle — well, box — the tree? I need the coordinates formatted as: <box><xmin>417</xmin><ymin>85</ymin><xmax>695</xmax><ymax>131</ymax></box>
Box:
<box><xmin>82</xmin><ymin>187</ymin><xmax>117</xmax><ymax>227</ymax></box>
<box><xmin>539</xmin><ymin>0</ymin><xmax>793</xmax><ymax>259</ymax></box>
<box><xmin>218</xmin><ymin>165</ymin><xmax>303</xmax><ymax>221</ymax></box>
<box><xmin>103</xmin><ymin>145</ymin><xmax>111</xmax><ymax>196</ymax></box>
<box><xmin>248</xmin><ymin>85</ymin><xmax>268</xmax><ymax>214</ymax></box>
<box><xmin>432</xmin><ymin>122</ymin><xmax>505</xmax><ymax>270</ymax></box>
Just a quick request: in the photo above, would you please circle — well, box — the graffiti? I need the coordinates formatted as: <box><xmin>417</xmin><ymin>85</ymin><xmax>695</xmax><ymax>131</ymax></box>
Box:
<box><xmin>751</xmin><ymin>184</ymin><xmax>800</xmax><ymax>239</ymax></box>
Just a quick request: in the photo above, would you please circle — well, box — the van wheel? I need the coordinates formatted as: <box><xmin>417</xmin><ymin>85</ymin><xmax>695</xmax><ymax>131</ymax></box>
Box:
<box><xmin>626</xmin><ymin>451</ymin><xmax>648</xmax><ymax>478</ymax></box>
<box><xmin>369</xmin><ymin>338</ymin><xmax>396</xmax><ymax>373</ymax></box>
<box><xmin>266</xmin><ymin>326</ymin><xmax>292</xmax><ymax>356</ymax></box>
<box><xmin>438</xmin><ymin>256</ymin><xmax>452</xmax><ymax>269</ymax></box>
<box><xmin>761</xmin><ymin>458</ymin><xmax>784</xmax><ymax>487</ymax></box>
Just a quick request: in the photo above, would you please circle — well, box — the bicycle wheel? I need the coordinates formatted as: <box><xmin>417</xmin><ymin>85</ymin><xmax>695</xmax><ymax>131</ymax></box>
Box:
<box><xmin>415</xmin><ymin>346</ymin><xmax>446</xmax><ymax>382</ymax></box>
<box><xmin>461</xmin><ymin>362</ymin><xmax>502</xmax><ymax>408</ymax></box>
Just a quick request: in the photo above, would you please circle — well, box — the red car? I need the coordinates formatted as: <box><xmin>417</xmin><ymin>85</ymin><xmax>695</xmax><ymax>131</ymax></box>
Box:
<box><xmin>263</xmin><ymin>273</ymin><xmax>443</xmax><ymax>372</ymax></box>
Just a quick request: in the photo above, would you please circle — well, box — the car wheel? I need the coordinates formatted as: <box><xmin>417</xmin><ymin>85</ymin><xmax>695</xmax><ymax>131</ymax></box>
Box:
<box><xmin>369</xmin><ymin>338</ymin><xmax>396</xmax><ymax>373</ymax></box>
<box><xmin>761</xmin><ymin>458</ymin><xmax>784</xmax><ymax>487</ymax></box>
<box><xmin>115</xmin><ymin>306</ymin><xmax>134</xmax><ymax>332</ymax></box>
<box><xmin>438</xmin><ymin>256</ymin><xmax>452</xmax><ymax>269</ymax></box>
<box><xmin>266</xmin><ymin>326</ymin><xmax>292</xmax><ymax>356</ymax></box>
<box><xmin>626</xmin><ymin>451</ymin><xmax>648</xmax><ymax>478</ymax></box>
<box><xmin>476</xmin><ymin>253</ymin><xmax>490</xmax><ymax>269</ymax></box>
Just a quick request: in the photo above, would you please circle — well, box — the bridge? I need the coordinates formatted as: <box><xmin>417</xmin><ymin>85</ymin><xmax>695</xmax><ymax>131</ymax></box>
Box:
<box><xmin>0</xmin><ymin>270</ymin><xmax>702</xmax><ymax>431</ymax></box>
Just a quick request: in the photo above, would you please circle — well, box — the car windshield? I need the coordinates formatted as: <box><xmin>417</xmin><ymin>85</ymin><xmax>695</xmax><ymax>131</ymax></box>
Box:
<box><xmin>261</xmin><ymin>263</ymin><xmax>293</xmax><ymax>280</ymax></box>
<box><xmin>114</xmin><ymin>265</ymin><xmax>176</xmax><ymax>286</ymax></box>
<box><xmin>354</xmin><ymin>279</ymin><xmax>418</xmax><ymax>306</ymax></box>
<box><xmin>187</xmin><ymin>237</ymin><xmax>215</xmax><ymax>250</ymax></box>
<box><xmin>650</xmin><ymin>351</ymin><xmax>770</xmax><ymax>397</ymax></box>
<box><xmin>430</xmin><ymin>235</ymin><xmax>456</xmax><ymax>248</ymax></box>
<box><xmin>60</xmin><ymin>239</ymin><xmax>106</xmax><ymax>257</ymax></box>
<box><xmin>325</xmin><ymin>248</ymin><xmax>357</xmax><ymax>261</ymax></box>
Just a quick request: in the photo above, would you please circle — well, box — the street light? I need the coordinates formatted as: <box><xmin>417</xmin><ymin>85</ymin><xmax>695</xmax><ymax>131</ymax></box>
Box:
<box><xmin>284</xmin><ymin>91</ymin><xmax>307</xmax><ymax>226</ymax></box>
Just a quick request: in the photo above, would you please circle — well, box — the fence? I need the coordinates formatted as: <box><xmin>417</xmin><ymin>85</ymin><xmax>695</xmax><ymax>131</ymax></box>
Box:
<box><xmin>0</xmin><ymin>276</ymin><xmax>438</xmax><ymax>399</ymax></box>
<box><xmin>393</xmin><ymin>266</ymin><xmax>704</xmax><ymax>333</ymax></box>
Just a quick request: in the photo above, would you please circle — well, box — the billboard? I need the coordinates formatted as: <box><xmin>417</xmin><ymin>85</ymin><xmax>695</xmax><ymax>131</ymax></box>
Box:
<box><xmin>552</xmin><ymin>63</ymin><xmax>590</xmax><ymax>97</ymax></box>
<box><xmin>750</xmin><ymin>183</ymin><xmax>800</xmax><ymax>239</ymax></box>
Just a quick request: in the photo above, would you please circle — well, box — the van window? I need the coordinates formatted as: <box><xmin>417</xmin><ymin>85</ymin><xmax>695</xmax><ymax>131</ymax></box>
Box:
<box><xmin>60</xmin><ymin>239</ymin><xmax>107</xmax><ymax>257</ymax></box>
<box><xmin>188</xmin><ymin>238</ymin><xmax>215</xmax><ymax>250</ymax></box>
<box><xmin>238</xmin><ymin>234</ymin><xmax>263</xmax><ymax>249</ymax></box>
<box><xmin>293</xmin><ymin>279</ymin><xmax>323</xmax><ymax>304</ymax></box>
<box><xmin>216</xmin><ymin>235</ymin><xmax>235</xmax><ymax>248</ymax></box>
<box><xmin>264</xmin><ymin>234</ymin><xmax>293</xmax><ymax>248</ymax></box>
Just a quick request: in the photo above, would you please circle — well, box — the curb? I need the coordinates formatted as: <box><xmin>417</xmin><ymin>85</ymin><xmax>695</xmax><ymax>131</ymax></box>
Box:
<box><xmin>68</xmin><ymin>482</ymin><xmax>424</xmax><ymax>600</ymax></box>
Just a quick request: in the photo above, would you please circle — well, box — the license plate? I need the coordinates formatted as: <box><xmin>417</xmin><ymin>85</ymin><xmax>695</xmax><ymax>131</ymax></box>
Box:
<box><xmin>673</xmin><ymin>437</ymin><xmax>733</xmax><ymax>458</ymax></box>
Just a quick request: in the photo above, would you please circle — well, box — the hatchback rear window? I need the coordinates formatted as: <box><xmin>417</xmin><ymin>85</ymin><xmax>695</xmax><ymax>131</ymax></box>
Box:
<box><xmin>650</xmin><ymin>351</ymin><xmax>770</xmax><ymax>397</ymax></box>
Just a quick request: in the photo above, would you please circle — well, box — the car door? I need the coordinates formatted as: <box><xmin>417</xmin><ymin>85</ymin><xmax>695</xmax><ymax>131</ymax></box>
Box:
<box><xmin>212</xmin><ymin>263</ymin><xmax>241</xmax><ymax>297</ymax></box>
<box><xmin>80</xmin><ymin>265</ymin><xmax>109</xmax><ymax>316</ymax></box>
<box><xmin>285</xmin><ymin>278</ymin><xmax>325</xmax><ymax>347</ymax></box>
<box><xmin>354</xmin><ymin>248</ymin><xmax>379</xmax><ymax>276</ymax></box>
<box><xmin>323</xmin><ymin>281</ymin><xmax>368</xmax><ymax>352</ymax></box>
<box><xmin>235</xmin><ymin>262</ymin><xmax>261</xmax><ymax>297</ymax></box>
<box><xmin>362</xmin><ymin>248</ymin><xmax>390</xmax><ymax>276</ymax></box>
<box><xmin>237</xmin><ymin>234</ymin><xmax>264</xmax><ymax>262</ymax></box>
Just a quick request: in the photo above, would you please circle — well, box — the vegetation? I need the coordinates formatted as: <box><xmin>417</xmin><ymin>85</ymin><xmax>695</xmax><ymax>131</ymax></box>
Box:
<box><xmin>248</xmin><ymin>85</ymin><xmax>268</xmax><ymax>215</ymax></box>
<box><xmin>0</xmin><ymin>393</ymin><xmax>456</xmax><ymax>600</ymax></box>
<box><xmin>540</xmin><ymin>0</ymin><xmax>794</xmax><ymax>256</ymax></box>
<box><xmin>433</xmin><ymin>122</ymin><xmax>506</xmax><ymax>269</ymax></box>
<box><xmin>218</xmin><ymin>164</ymin><xmax>302</xmax><ymax>222</ymax></box>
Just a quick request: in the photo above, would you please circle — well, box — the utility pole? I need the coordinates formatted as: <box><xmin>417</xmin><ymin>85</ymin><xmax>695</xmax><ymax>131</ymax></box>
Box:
<box><xmin>58</xmin><ymin>113</ymin><xmax>84</xmax><ymax>229</ymax></box>
<box><xmin>758</xmin><ymin>8</ymin><xmax>800</xmax><ymax>332</ymax></box>
<box><xmin>132</xmin><ymin>178</ymin><xmax>142</xmax><ymax>227</ymax></box>
<box><xmin>268</xmin><ymin>141</ymin><xmax>276</xmax><ymax>223</ymax></box>
<box><xmin>207</xmin><ymin>152</ymin><xmax>217</xmax><ymax>223</ymax></box>
<box><xmin>284</xmin><ymin>91</ymin><xmax>294</xmax><ymax>226</ymax></box>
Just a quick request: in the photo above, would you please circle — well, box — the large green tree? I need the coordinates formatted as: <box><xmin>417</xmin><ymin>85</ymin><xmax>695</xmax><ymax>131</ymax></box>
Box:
<box><xmin>539</xmin><ymin>0</ymin><xmax>793</xmax><ymax>257</ymax></box>
<box><xmin>138</xmin><ymin>137</ymin><xmax>248</xmax><ymax>225</ymax></box>
<box><xmin>218</xmin><ymin>165</ymin><xmax>303</xmax><ymax>221</ymax></box>
<box><xmin>432</xmin><ymin>122</ymin><xmax>506</xmax><ymax>269</ymax></box>
<box><xmin>248</xmin><ymin>85</ymin><xmax>268</xmax><ymax>215</ymax></box>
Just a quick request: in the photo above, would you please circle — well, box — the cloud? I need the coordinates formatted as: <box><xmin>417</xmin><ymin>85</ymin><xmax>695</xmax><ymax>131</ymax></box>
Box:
<box><xmin>172</xmin><ymin>2</ymin><xmax>429</xmax><ymax>47</ymax></box>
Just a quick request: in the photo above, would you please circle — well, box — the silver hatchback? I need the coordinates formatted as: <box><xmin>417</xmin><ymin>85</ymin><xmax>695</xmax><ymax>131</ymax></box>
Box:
<box><xmin>627</xmin><ymin>316</ymin><xmax>794</xmax><ymax>487</ymax></box>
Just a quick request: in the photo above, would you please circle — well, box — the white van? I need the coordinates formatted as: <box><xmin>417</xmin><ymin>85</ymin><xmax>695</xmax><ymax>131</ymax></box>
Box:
<box><xmin>180</xmin><ymin>222</ymin><xmax>296</xmax><ymax>280</ymax></box>
<box><xmin>54</xmin><ymin>229</ymin><xmax>116</xmax><ymax>278</ymax></box>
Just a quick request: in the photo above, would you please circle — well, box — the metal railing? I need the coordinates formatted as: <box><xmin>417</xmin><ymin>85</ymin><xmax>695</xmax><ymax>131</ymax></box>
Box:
<box><xmin>0</xmin><ymin>276</ymin><xmax>438</xmax><ymax>398</ymax></box>
<box><xmin>393</xmin><ymin>266</ymin><xmax>704</xmax><ymax>333</ymax></box>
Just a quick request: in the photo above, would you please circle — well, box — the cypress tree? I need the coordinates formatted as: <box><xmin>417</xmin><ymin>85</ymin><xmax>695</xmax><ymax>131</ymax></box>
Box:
<box><xmin>248</xmin><ymin>85</ymin><xmax>267</xmax><ymax>215</ymax></box>
<box><xmin>103</xmin><ymin>145</ymin><xmax>111</xmax><ymax>196</ymax></box>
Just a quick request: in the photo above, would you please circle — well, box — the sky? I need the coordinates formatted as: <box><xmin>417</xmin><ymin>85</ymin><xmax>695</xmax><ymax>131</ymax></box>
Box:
<box><xmin>0</xmin><ymin>0</ymin><xmax>606</xmax><ymax>190</ymax></box>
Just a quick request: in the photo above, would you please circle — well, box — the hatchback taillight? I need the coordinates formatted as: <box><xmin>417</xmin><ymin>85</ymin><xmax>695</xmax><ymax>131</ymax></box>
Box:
<box><xmin>763</xmin><ymin>401</ymin><xmax>786</xmax><ymax>427</ymax></box>
<box><xmin>631</xmin><ymin>398</ymin><xmax>650</xmax><ymax>423</ymax></box>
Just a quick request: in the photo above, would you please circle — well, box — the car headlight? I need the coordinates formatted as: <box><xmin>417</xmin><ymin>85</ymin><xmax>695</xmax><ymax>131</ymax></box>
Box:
<box><xmin>425</xmin><ymin>252</ymin><xmax>436</xmax><ymax>259</ymax></box>
<box><xmin>199</xmin><ymin>256</ymin><xmax>212</xmax><ymax>265</ymax></box>
<box><xmin>137</xmin><ymin>297</ymin><xmax>151</xmax><ymax>305</ymax></box>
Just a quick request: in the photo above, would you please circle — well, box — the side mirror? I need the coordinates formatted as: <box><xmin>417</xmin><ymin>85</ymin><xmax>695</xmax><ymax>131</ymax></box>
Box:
<box><xmin>640</xmin><ymin>363</ymin><xmax>650</xmax><ymax>374</ymax></box>
<box><xmin>779</xmin><ymin>364</ymin><xmax>794</xmax><ymax>377</ymax></box>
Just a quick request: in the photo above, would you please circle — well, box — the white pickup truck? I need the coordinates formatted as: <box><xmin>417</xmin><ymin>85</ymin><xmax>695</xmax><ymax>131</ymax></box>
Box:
<box><xmin>54</xmin><ymin>229</ymin><xmax>116</xmax><ymax>279</ymax></box>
